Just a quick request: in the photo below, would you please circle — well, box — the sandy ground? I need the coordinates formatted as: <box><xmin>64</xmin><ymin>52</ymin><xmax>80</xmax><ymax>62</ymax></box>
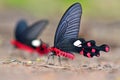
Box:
<box><xmin>0</xmin><ymin>9</ymin><xmax>120</xmax><ymax>80</ymax></box>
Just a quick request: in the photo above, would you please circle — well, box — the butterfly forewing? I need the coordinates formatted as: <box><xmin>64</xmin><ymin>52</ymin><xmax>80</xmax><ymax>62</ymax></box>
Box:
<box><xmin>54</xmin><ymin>3</ymin><xmax>82</xmax><ymax>48</ymax></box>
<box><xmin>23</xmin><ymin>20</ymin><xmax>48</xmax><ymax>41</ymax></box>
<box><xmin>15</xmin><ymin>20</ymin><xmax>27</xmax><ymax>41</ymax></box>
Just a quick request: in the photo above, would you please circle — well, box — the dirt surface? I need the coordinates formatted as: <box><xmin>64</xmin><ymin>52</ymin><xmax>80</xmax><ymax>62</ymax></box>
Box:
<box><xmin>0</xmin><ymin>9</ymin><xmax>120</xmax><ymax>80</ymax></box>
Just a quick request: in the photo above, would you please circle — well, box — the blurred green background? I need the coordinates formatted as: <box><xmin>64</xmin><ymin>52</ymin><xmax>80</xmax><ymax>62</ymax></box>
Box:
<box><xmin>0</xmin><ymin>0</ymin><xmax>120</xmax><ymax>19</ymax></box>
<box><xmin>0</xmin><ymin>0</ymin><xmax>120</xmax><ymax>47</ymax></box>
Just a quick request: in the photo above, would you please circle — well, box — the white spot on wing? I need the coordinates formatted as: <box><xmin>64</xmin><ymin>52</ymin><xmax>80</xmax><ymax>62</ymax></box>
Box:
<box><xmin>32</xmin><ymin>40</ymin><xmax>41</xmax><ymax>47</ymax></box>
<box><xmin>73</xmin><ymin>40</ymin><xmax>82</xmax><ymax>47</ymax></box>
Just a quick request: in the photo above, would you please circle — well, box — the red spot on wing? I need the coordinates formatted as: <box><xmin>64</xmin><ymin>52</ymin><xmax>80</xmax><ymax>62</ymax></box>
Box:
<box><xmin>91</xmin><ymin>48</ymin><xmax>96</xmax><ymax>53</ymax></box>
<box><xmin>105</xmin><ymin>46</ymin><xmax>110</xmax><ymax>52</ymax></box>
<box><xmin>87</xmin><ymin>53</ymin><xmax>91</xmax><ymax>58</ymax></box>
<box><xmin>87</xmin><ymin>42</ymin><xmax>91</xmax><ymax>47</ymax></box>
<box><xmin>80</xmin><ymin>50</ymin><xmax>84</xmax><ymax>55</ymax></box>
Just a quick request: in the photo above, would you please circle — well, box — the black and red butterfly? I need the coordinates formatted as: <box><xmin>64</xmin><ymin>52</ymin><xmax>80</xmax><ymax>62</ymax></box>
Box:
<box><xmin>11</xmin><ymin>19</ymin><xmax>49</xmax><ymax>56</ymax></box>
<box><xmin>48</xmin><ymin>3</ymin><xmax>110</xmax><ymax>64</ymax></box>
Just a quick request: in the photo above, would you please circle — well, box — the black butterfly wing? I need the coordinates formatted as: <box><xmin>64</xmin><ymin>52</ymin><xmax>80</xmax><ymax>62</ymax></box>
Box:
<box><xmin>22</xmin><ymin>20</ymin><xmax>49</xmax><ymax>41</ymax></box>
<box><xmin>80</xmin><ymin>40</ymin><xmax>110</xmax><ymax>58</ymax></box>
<box><xmin>54</xmin><ymin>3</ymin><xmax>82</xmax><ymax>51</ymax></box>
<box><xmin>15</xmin><ymin>20</ymin><xmax>27</xmax><ymax>41</ymax></box>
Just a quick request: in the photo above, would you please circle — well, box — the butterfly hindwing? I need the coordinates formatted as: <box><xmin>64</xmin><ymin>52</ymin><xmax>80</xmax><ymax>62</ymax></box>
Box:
<box><xmin>54</xmin><ymin>3</ymin><xmax>82</xmax><ymax>49</ymax></box>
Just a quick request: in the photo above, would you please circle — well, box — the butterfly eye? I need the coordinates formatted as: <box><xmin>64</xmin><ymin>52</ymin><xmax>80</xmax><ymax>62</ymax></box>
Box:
<box><xmin>32</xmin><ymin>40</ymin><xmax>41</xmax><ymax>47</ymax></box>
<box><xmin>73</xmin><ymin>40</ymin><xmax>82</xmax><ymax>47</ymax></box>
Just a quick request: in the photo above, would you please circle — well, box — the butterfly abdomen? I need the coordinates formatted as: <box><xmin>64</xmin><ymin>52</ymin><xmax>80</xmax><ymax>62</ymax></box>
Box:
<box><xmin>50</xmin><ymin>47</ymin><xmax>75</xmax><ymax>60</ymax></box>
<box><xmin>11</xmin><ymin>40</ymin><xmax>35</xmax><ymax>53</ymax></box>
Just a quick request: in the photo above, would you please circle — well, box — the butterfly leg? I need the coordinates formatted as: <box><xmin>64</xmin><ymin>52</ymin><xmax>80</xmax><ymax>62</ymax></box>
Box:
<box><xmin>46</xmin><ymin>53</ymin><xmax>51</xmax><ymax>64</ymax></box>
<box><xmin>9</xmin><ymin>48</ymin><xmax>16</xmax><ymax>57</ymax></box>
<box><xmin>52</xmin><ymin>55</ymin><xmax>55</xmax><ymax>64</ymax></box>
<box><xmin>58</xmin><ymin>56</ymin><xmax>62</xmax><ymax>65</ymax></box>
<box><xmin>46</xmin><ymin>52</ymin><xmax>54</xmax><ymax>65</ymax></box>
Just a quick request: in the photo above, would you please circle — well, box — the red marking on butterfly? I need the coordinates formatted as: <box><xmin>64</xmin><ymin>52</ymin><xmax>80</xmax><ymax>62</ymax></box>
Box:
<box><xmin>105</xmin><ymin>46</ymin><xmax>110</xmax><ymax>52</ymax></box>
<box><xmin>36</xmin><ymin>43</ymin><xmax>50</xmax><ymax>56</ymax></box>
<box><xmin>11</xmin><ymin>40</ymin><xmax>35</xmax><ymax>53</ymax></box>
<box><xmin>87</xmin><ymin>42</ymin><xmax>91</xmax><ymax>47</ymax></box>
<box><xmin>80</xmin><ymin>50</ymin><xmax>84</xmax><ymax>55</ymax></box>
<box><xmin>50</xmin><ymin>47</ymin><xmax>75</xmax><ymax>60</ymax></box>
<box><xmin>87</xmin><ymin>53</ymin><xmax>91</xmax><ymax>58</ymax></box>
<box><xmin>91</xmin><ymin>48</ymin><xmax>96</xmax><ymax>53</ymax></box>
<box><xmin>11</xmin><ymin>40</ymin><xmax>49</xmax><ymax>55</ymax></box>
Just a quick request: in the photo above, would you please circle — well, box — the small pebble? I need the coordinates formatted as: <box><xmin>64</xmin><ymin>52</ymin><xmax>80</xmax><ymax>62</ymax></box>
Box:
<box><xmin>82</xmin><ymin>64</ymin><xmax>88</xmax><ymax>67</ymax></box>
<box><xmin>27</xmin><ymin>61</ymin><xmax>33</xmax><ymax>64</ymax></box>
<box><xmin>36</xmin><ymin>58</ymin><xmax>41</xmax><ymax>62</ymax></box>
<box><xmin>103</xmin><ymin>64</ymin><xmax>112</xmax><ymax>69</ymax></box>
<box><xmin>22</xmin><ymin>61</ymin><xmax>33</xmax><ymax>66</ymax></box>
<box><xmin>11</xmin><ymin>59</ymin><xmax>17</xmax><ymax>62</ymax></box>
<box><xmin>2</xmin><ymin>61</ymin><xmax>11</xmax><ymax>64</ymax></box>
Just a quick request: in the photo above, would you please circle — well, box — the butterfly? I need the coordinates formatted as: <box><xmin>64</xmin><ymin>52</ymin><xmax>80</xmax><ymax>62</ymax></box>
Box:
<box><xmin>47</xmin><ymin>2</ymin><xmax>110</xmax><ymax>64</ymax></box>
<box><xmin>11</xmin><ymin>19</ymin><xmax>49</xmax><ymax>56</ymax></box>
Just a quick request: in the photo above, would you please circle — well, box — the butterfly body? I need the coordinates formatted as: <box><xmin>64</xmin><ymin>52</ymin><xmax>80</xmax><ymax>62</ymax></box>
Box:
<box><xmin>11</xmin><ymin>19</ymin><xmax>49</xmax><ymax>55</ymax></box>
<box><xmin>48</xmin><ymin>2</ymin><xmax>110</xmax><ymax>63</ymax></box>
